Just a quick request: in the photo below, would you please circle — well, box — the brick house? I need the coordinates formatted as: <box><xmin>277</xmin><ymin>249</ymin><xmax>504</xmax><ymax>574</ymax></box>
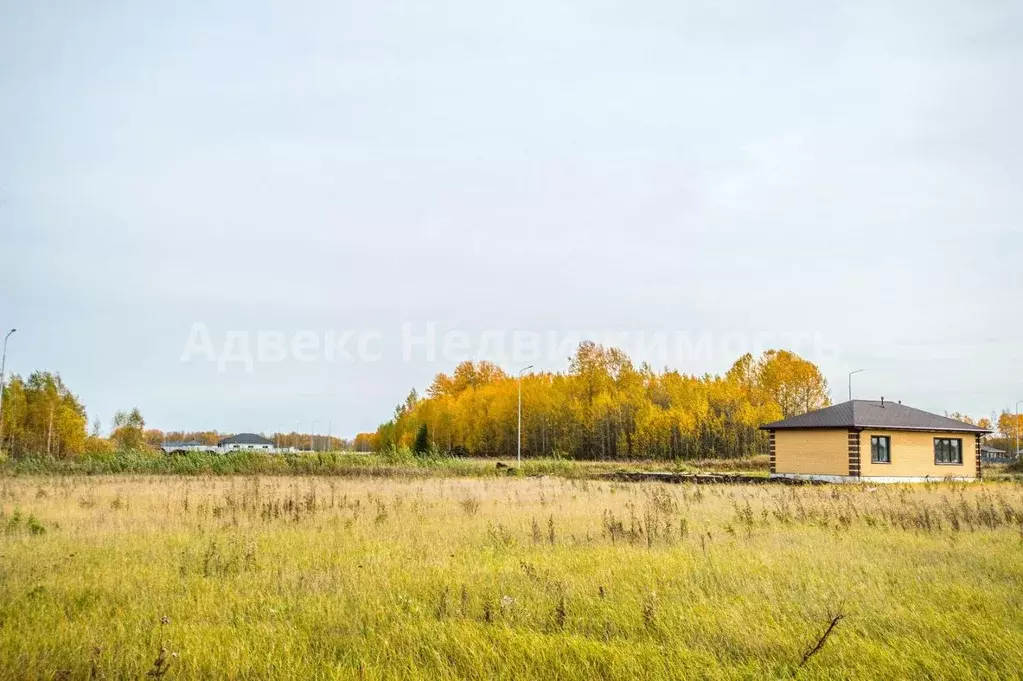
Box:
<box><xmin>761</xmin><ymin>399</ymin><xmax>989</xmax><ymax>483</ymax></box>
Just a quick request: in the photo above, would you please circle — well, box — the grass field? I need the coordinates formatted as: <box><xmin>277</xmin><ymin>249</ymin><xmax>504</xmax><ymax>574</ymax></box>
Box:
<box><xmin>2</xmin><ymin>475</ymin><xmax>1022</xmax><ymax>679</ymax></box>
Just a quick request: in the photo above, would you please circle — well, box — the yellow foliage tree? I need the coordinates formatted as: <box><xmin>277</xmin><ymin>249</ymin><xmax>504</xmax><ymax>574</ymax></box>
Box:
<box><xmin>375</xmin><ymin>345</ymin><xmax>832</xmax><ymax>460</ymax></box>
<box><xmin>0</xmin><ymin>372</ymin><xmax>87</xmax><ymax>458</ymax></box>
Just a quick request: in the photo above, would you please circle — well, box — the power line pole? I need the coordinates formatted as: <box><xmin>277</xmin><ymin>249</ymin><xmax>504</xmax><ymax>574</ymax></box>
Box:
<box><xmin>0</xmin><ymin>328</ymin><xmax>17</xmax><ymax>449</ymax></box>
<box><xmin>517</xmin><ymin>365</ymin><xmax>533</xmax><ymax>467</ymax></box>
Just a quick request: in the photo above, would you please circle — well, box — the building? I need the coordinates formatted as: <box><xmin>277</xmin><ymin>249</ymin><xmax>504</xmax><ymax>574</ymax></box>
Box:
<box><xmin>217</xmin><ymin>433</ymin><xmax>275</xmax><ymax>452</ymax></box>
<box><xmin>160</xmin><ymin>440</ymin><xmax>216</xmax><ymax>454</ymax></box>
<box><xmin>980</xmin><ymin>445</ymin><xmax>1008</xmax><ymax>462</ymax></box>
<box><xmin>761</xmin><ymin>399</ymin><xmax>989</xmax><ymax>483</ymax></box>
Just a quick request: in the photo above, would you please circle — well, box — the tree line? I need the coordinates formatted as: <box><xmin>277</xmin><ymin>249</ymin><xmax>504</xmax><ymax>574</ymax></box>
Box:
<box><xmin>948</xmin><ymin>411</ymin><xmax>1022</xmax><ymax>456</ymax></box>
<box><xmin>0</xmin><ymin>372</ymin><xmax>89</xmax><ymax>458</ymax></box>
<box><xmin>0</xmin><ymin>372</ymin><xmax>350</xmax><ymax>458</ymax></box>
<box><xmin>0</xmin><ymin>375</ymin><xmax>161</xmax><ymax>459</ymax></box>
<box><xmin>141</xmin><ymin>430</ymin><xmax>351</xmax><ymax>452</ymax></box>
<box><xmin>3</xmin><ymin>358</ymin><xmax>1020</xmax><ymax>460</ymax></box>
<box><xmin>371</xmin><ymin>343</ymin><xmax>833</xmax><ymax>459</ymax></box>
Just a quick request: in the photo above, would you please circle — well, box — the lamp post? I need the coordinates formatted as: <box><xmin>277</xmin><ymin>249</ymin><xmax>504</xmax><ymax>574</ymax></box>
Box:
<box><xmin>517</xmin><ymin>365</ymin><xmax>534</xmax><ymax>467</ymax></box>
<box><xmin>311</xmin><ymin>420</ymin><xmax>318</xmax><ymax>452</ymax></box>
<box><xmin>848</xmin><ymin>369</ymin><xmax>864</xmax><ymax>401</ymax></box>
<box><xmin>0</xmin><ymin>328</ymin><xmax>16</xmax><ymax>448</ymax></box>
<box><xmin>1016</xmin><ymin>400</ymin><xmax>1022</xmax><ymax>460</ymax></box>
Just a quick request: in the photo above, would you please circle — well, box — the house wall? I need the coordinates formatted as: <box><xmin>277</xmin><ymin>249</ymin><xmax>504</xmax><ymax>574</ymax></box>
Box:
<box><xmin>773</xmin><ymin>429</ymin><xmax>848</xmax><ymax>475</ymax></box>
<box><xmin>221</xmin><ymin>443</ymin><xmax>274</xmax><ymax>452</ymax></box>
<box><xmin>858</xmin><ymin>430</ymin><xmax>979</xmax><ymax>479</ymax></box>
<box><xmin>160</xmin><ymin>445</ymin><xmax>216</xmax><ymax>454</ymax></box>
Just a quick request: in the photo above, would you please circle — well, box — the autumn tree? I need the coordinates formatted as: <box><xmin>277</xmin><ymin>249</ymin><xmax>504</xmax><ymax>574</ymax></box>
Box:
<box><xmin>0</xmin><ymin>372</ymin><xmax>87</xmax><ymax>458</ymax></box>
<box><xmin>755</xmin><ymin>350</ymin><xmax>830</xmax><ymax>418</ymax></box>
<box><xmin>353</xmin><ymin>432</ymin><xmax>377</xmax><ymax>452</ymax></box>
<box><xmin>998</xmin><ymin>411</ymin><xmax>1023</xmax><ymax>452</ymax></box>
<box><xmin>111</xmin><ymin>408</ymin><xmax>147</xmax><ymax>451</ymax></box>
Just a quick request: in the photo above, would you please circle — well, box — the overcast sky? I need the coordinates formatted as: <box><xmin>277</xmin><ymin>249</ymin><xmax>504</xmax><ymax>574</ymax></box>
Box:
<box><xmin>1</xmin><ymin>0</ymin><xmax>1020</xmax><ymax>436</ymax></box>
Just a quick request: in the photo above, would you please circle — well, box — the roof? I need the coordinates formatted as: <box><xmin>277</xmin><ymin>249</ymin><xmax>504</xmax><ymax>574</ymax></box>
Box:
<box><xmin>162</xmin><ymin>440</ymin><xmax>206</xmax><ymax>447</ymax></box>
<box><xmin>760</xmin><ymin>400</ymin><xmax>990</xmax><ymax>433</ymax></box>
<box><xmin>981</xmin><ymin>445</ymin><xmax>1006</xmax><ymax>454</ymax></box>
<box><xmin>218</xmin><ymin>433</ymin><xmax>274</xmax><ymax>446</ymax></box>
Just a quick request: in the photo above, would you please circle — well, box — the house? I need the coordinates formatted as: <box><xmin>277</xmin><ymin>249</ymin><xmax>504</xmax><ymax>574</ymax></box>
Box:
<box><xmin>217</xmin><ymin>433</ymin><xmax>275</xmax><ymax>452</ymax></box>
<box><xmin>160</xmin><ymin>440</ymin><xmax>216</xmax><ymax>454</ymax></box>
<box><xmin>980</xmin><ymin>445</ymin><xmax>1008</xmax><ymax>462</ymax></box>
<box><xmin>761</xmin><ymin>399</ymin><xmax>990</xmax><ymax>483</ymax></box>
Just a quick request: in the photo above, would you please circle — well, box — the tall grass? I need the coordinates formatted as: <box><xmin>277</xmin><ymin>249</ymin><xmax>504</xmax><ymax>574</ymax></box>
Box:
<box><xmin>1</xmin><ymin>476</ymin><xmax>1022</xmax><ymax>679</ymax></box>
<box><xmin>0</xmin><ymin>450</ymin><xmax>769</xmax><ymax>478</ymax></box>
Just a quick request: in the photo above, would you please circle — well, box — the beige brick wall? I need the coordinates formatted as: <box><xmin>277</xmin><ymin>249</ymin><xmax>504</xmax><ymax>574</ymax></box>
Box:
<box><xmin>859</xmin><ymin>430</ymin><xmax>979</xmax><ymax>479</ymax></box>
<box><xmin>774</xmin><ymin>429</ymin><xmax>848</xmax><ymax>475</ymax></box>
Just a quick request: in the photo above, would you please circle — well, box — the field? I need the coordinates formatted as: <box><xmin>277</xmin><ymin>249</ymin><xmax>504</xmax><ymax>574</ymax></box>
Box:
<box><xmin>2</xmin><ymin>475</ymin><xmax>1022</xmax><ymax>679</ymax></box>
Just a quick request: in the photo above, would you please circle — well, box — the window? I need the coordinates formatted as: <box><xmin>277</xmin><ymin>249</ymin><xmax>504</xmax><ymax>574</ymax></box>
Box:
<box><xmin>871</xmin><ymin>435</ymin><xmax>890</xmax><ymax>464</ymax></box>
<box><xmin>934</xmin><ymin>438</ymin><xmax>963</xmax><ymax>465</ymax></box>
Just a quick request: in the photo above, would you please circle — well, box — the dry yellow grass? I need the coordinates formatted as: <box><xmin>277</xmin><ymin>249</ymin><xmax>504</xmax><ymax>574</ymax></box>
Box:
<box><xmin>2</xmin><ymin>475</ymin><xmax>1022</xmax><ymax>679</ymax></box>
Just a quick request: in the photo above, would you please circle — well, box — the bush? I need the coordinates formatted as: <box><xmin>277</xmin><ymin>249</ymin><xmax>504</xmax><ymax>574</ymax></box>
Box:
<box><xmin>82</xmin><ymin>436</ymin><xmax>115</xmax><ymax>456</ymax></box>
<box><xmin>380</xmin><ymin>446</ymin><xmax>416</xmax><ymax>465</ymax></box>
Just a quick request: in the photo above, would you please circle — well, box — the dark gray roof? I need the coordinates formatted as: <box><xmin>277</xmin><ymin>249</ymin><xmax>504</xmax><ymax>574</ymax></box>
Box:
<box><xmin>218</xmin><ymin>433</ymin><xmax>273</xmax><ymax>446</ymax></box>
<box><xmin>761</xmin><ymin>400</ymin><xmax>990</xmax><ymax>433</ymax></box>
<box><xmin>163</xmin><ymin>440</ymin><xmax>205</xmax><ymax>448</ymax></box>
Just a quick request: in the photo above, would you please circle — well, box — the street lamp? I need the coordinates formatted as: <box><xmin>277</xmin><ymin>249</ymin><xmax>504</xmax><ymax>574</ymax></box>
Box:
<box><xmin>1016</xmin><ymin>400</ymin><xmax>1022</xmax><ymax>460</ymax></box>
<box><xmin>0</xmin><ymin>328</ymin><xmax>17</xmax><ymax>448</ymax></box>
<box><xmin>517</xmin><ymin>365</ymin><xmax>534</xmax><ymax>467</ymax></box>
<box><xmin>848</xmin><ymin>369</ymin><xmax>865</xmax><ymax>401</ymax></box>
<box><xmin>311</xmin><ymin>420</ymin><xmax>318</xmax><ymax>452</ymax></box>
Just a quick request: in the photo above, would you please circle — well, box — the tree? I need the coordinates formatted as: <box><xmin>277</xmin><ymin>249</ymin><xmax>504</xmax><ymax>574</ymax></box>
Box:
<box><xmin>0</xmin><ymin>372</ymin><xmax>87</xmax><ymax>458</ymax></box>
<box><xmin>998</xmin><ymin>411</ymin><xmax>1022</xmax><ymax>450</ymax></box>
<box><xmin>413</xmin><ymin>423</ymin><xmax>430</xmax><ymax>455</ymax></box>
<box><xmin>353</xmin><ymin>432</ymin><xmax>377</xmax><ymax>452</ymax></box>
<box><xmin>755</xmin><ymin>350</ymin><xmax>831</xmax><ymax>418</ymax></box>
<box><xmin>111</xmin><ymin>407</ymin><xmax>147</xmax><ymax>451</ymax></box>
<box><xmin>948</xmin><ymin>412</ymin><xmax>976</xmax><ymax>425</ymax></box>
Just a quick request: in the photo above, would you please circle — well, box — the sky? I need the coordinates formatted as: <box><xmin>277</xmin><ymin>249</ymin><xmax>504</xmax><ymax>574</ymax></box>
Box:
<box><xmin>1</xmin><ymin>0</ymin><xmax>1021</xmax><ymax>437</ymax></box>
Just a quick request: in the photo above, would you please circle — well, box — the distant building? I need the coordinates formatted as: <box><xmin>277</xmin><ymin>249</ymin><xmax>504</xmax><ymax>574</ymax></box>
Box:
<box><xmin>217</xmin><ymin>433</ymin><xmax>275</xmax><ymax>452</ymax></box>
<box><xmin>762</xmin><ymin>399</ymin><xmax>990</xmax><ymax>483</ymax></box>
<box><xmin>160</xmin><ymin>440</ymin><xmax>216</xmax><ymax>454</ymax></box>
<box><xmin>980</xmin><ymin>445</ymin><xmax>1008</xmax><ymax>462</ymax></box>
